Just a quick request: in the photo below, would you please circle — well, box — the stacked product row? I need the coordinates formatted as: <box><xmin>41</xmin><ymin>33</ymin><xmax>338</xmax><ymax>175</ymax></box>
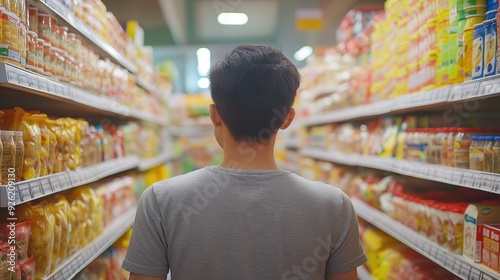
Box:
<box><xmin>0</xmin><ymin>1</ymin><xmax>167</xmax><ymax>116</ymax></box>
<box><xmin>298</xmin><ymin>161</ymin><xmax>500</xmax><ymax>274</ymax></box>
<box><xmin>0</xmin><ymin>176</ymin><xmax>137</xmax><ymax>279</ymax></box>
<box><xmin>0</xmin><ymin>107</ymin><xmax>168</xmax><ymax>182</ymax></box>
<box><xmin>306</xmin><ymin>114</ymin><xmax>500</xmax><ymax>173</ymax></box>
<box><xmin>360</xmin><ymin>222</ymin><xmax>458</xmax><ymax>279</ymax></box>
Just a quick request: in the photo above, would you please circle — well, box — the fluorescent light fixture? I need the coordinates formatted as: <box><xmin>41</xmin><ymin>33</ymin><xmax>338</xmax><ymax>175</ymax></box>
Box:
<box><xmin>198</xmin><ymin>77</ymin><xmax>210</xmax><ymax>89</ymax></box>
<box><xmin>217</xmin><ymin>13</ymin><xmax>248</xmax><ymax>25</ymax></box>
<box><xmin>294</xmin><ymin>46</ymin><xmax>313</xmax><ymax>62</ymax></box>
<box><xmin>197</xmin><ymin>48</ymin><xmax>211</xmax><ymax>76</ymax></box>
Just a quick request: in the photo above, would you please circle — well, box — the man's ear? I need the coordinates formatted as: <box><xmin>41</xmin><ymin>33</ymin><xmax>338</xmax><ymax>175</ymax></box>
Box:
<box><xmin>210</xmin><ymin>104</ymin><xmax>222</xmax><ymax>127</ymax></box>
<box><xmin>280</xmin><ymin>108</ymin><xmax>295</xmax><ymax>130</ymax></box>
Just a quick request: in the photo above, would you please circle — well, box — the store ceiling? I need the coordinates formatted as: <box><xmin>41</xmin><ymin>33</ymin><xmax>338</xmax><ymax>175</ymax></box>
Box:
<box><xmin>101</xmin><ymin>0</ymin><xmax>384</xmax><ymax>48</ymax></box>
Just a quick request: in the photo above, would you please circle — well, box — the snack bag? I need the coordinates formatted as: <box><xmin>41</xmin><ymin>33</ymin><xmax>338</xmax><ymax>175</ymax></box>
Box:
<box><xmin>46</xmin><ymin>200</ymin><xmax>67</xmax><ymax>272</ymax></box>
<box><xmin>55</xmin><ymin>118</ymin><xmax>71</xmax><ymax>171</ymax></box>
<box><xmin>21</xmin><ymin>203</ymin><xmax>54</xmax><ymax>279</ymax></box>
<box><xmin>31</xmin><ymin>114</ymin><xmax>50</xmax><ymax>176</ymax></box>
<box><xmin>47</xmin><ymin>119</ymin><xmax>64</xmax><ymax>173</ymax></box>
<box><xmin>54</xmin><ymin>194</ymin><xmax>79</xmax><ymax>255</ymax></box>
<box><xmin>51</xmin><ymin>196</ymin><xmax>70</xmax><ymax>262</ymax></box>
<box><xmin>13</xmin><ymin>108</ymin><xmax>41</xmax><ymax>180</ymax></box>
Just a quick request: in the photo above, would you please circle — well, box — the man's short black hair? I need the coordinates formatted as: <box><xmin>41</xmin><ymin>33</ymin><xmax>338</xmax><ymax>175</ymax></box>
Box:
<box><xmin>209</xmin><ymin>44</ymin><xmax>301</xmax><ymax>142</ymax></box>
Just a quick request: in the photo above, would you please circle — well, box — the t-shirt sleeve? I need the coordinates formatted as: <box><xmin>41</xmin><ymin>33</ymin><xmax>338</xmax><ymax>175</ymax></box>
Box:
<box><xmin>326</xmin><ymin>192</ymin><xmax>367</xmax><ymax>274</ymax></box>
<box><xmin>122</xmin><ymin>185</ymin><xmax>169</xmax><ymax>276</ymax></box>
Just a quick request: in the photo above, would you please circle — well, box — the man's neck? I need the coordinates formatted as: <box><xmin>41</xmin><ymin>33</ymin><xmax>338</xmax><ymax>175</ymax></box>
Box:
<box><xmin>219</xmin><ymin>139</ymin><xmax>279</xmax><ymax>170</ymax></box>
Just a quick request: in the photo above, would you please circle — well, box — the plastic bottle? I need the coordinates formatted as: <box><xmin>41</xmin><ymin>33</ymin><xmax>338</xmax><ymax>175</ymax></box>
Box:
<box><xmin>1</xmin><ymin>131</ymin><xmax>16</xmax><ymax>185</ymax></box>
<box><xmin>484</xmin><ymin>136</ymin><xmax>495</xmax><ymax>172</ymax></box>
<box><xmin>492</xmin><ymin>136</ymin><xmax>500</xmax><ymax>173</ymax></box>
<box><xmin>13</xmin><ymin>131</ymin><xmax>24</xmax><ymax>182</ymax></box>
<box><xmin>454</xmin><ymin>128</ymin><xmax>474</xmax><ymax>168</ymax></box>
<box><xmin>469</xmin><ymin>135</ymin><xmax>486</xmax><ymax>170</ymax></box>
<box><xmin>447</xmin><ymin>128</ymin><xmax>459</xmax><ymax>166</ymax></box>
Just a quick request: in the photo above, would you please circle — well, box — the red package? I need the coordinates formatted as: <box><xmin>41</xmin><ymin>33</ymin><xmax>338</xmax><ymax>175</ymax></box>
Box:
<box><xmin>0</xmin><ymin>240</ymin><xmax>18</xmax><ymax>263</ymax></box>
<box><xmin>0</xmin><ymin>221</ymin><xmax>32</xmax><ymax>260</ymax></box>
<box><xmin>19</xmin><ymin>256</ymin><xmax>35</xmax><ymax>280</ymax></box>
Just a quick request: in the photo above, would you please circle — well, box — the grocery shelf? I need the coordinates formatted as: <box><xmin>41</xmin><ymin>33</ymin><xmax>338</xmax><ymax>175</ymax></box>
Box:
<box><xmin>352</xmin><ymin>198</ymin><xmax>500</xmax><ymax>280</ymax></box>
<box><xmin>301</xmin><ymin>75</ymin><xmax>500</xmax><ymax>126</ymax></box>
<box><xmin>0</xmin><ymin>155</ymin><xmax>139</xmax><ymax>207</ymax></box>
<box><xmin>0</xmin><ymin>62</ymin><xmax>166</xmax><ymax>126</ymax></box>
<box><xmin>301</xmin><ymin>148</ymin><xmax>500</xmax><ymax>194</ymax></box>
<box><xmin>30</xmin><ymin>0</ymin><xmax>137</xmax><ymax>73</ymax></box>
<box><xmin>356</xmin><ymin>266</ymin><xmax>372</xmax><ymax>280</ymax></box>
<box><xmin>138</xmin><ymin>153</ymin><xmax>179</xmax><ymax>171</ymax></box>
<box><xmin>136</xmin><ymin>78</ymin><xmax>160</xmax><ymax>96</ymax></box>
<box><xmin>43</xmin><ymin>208</ymin><xmax>136</xmax><ymax>280</ymax></box>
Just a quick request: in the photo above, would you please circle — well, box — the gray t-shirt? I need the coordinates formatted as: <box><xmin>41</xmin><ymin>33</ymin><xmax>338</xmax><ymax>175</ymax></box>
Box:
<box><xmin>122</xmin><ymin>166</ymin><xmax>367</xmax><ymax>279</ymax></box>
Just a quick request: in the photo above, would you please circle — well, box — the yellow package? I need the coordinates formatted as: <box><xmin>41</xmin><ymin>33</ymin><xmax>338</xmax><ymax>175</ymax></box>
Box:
<box><xmin>19</xmin><ymin>202</ymin><xmax>55</xmax><ymax>279</ymax></box>
<box><xmin>48</xmin><ymin>119</ymin><xmax>64</xmax><ymax>173</ymax></box>
<box><xmin>47</xmin><ymin>200</ymin><xmax>69</xmax><ymax>271</ymax></box>
<box><xmin>44</xmin><ymin>118</ymin><xmax>57</xmax><ymax>174</ymax></box>
<box><xmin>31</xmin><ymin>114</ymin><xmax>50</xmax><ymax>176</ymax></box>
<box><xmin>51</xmin><ymin>195</ymin><xmax>71</xmax><ymax>263</ymax></box>
<box><xmin>76</xmin><ymin>120</ymin><xmax>90</xmax><ymax>167</ymax></box>
<box><xmin>72</xmin><ymin>186</ymin><xmax>103</xmax><ymax>241</ymax></box>
<box><xmin>53</xmin><ymin>194</ymin><xmax>80</xmax><ymax>255</ymax></box>
<box><xmin>13</xmin><ymin>108</ymin><xmax>41</xmax><ymax>180</ymax></box>
<box><xmin>55</xmin><ymin>118</ymin><xmax>71</xmax><ymax>171</ymax></box>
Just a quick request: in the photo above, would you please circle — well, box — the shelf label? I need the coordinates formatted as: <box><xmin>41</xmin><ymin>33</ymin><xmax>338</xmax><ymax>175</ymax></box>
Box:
<box><xmin>481</xmin><ymin>174</ymin><xmax>495</xmax><ymax>191</ymax></box>
<box><xmin>452</xmin><ymin>170</ymin><xmax>463</xmax><ymax>184</ymax></box>
<box><xmin>468</xmin><ymin>268</ymin><xmax>481</xmax><ymax>280</ymax></box>
<box><xmin>28</xmin><ymin>77</ymin><xmax>39</xmax><ymax>89</ymax></box>
<box><xmin>28</xmin><ymin>180</ymin><xmax>42</xmax><ymax>199</ymax></box>
<box><xmin>47</xmin><ymin>83</ymin><xmax>56</xmax><ymax>94</ymax></box>
<box><xmin>473</xmin><ymin>173</ymin><xmax>483</xmax><ymax>189</ymax></box>
<box><xmin>18</xmin><ymin>75</ymin><xmax>29</xmax><ymax>87</ymax></box>
<box><xmin>39</xmin><ymin>177</ymin><xmax>52</xmax><ymax>194</ymax></box>
<box><xmin>16</xmin><ymin>182</ymin><xmax>31</xmax><ymax>203</ymax></box>
<box><xmin>462</xmin><ymin>173</ymin><xmax>474</xmax><ymax>187</ymax></box>
<box><xmin>478</xmin><ymin>78</ymin><xmax>500</xmax><ymax>96</ymax></box>
<box><xmin>6</xmin><ymin>70</ymin><xmax>19</xmax><ymax>84</ymax></box>
<box><xmin>38</xmin><ymin>81</ymin><xmax>48</xmax><ymax>92</ymax></box>
<box><xmin>459</xmin><ymin>265</ymin><xmax>470</xmax><ymax>278</ymax></box>
<box><xmin>48</xmin><ymin>176</ymin><xmax>61</xmax><ymax>192</ymax></box>
<box><xmin>493</xmin><ymin>176</ymin><xmax>500</xmax><ymax>192</ymax></box>
<box><xmin>482</xmin><ymin>274</ymin><xmax>495</xmax><ymax>280</ymax></box>
<box><xmin>450</xmin><ymin>82</ymin><xmax>480</xmax><ymax>100</ymax></box>
<box><xmin>55</xmin><ymin>85</ymin><xmax>64</xmax><ymax>96</ymax></box>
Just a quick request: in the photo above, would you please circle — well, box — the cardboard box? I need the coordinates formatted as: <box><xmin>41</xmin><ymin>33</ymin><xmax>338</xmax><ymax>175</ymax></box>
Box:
<box><xmin>482</xmin><ymin>224</ymin><xmax>500</xmax><ymax>272</ymax></box>
<box><xmin>463</xmin><ymin>204</ymin><xmax>500</xmax><ymax>262</ymax></box>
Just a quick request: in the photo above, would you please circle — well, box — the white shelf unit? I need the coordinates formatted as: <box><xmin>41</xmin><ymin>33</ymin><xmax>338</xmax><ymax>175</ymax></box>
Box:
<box><xmin>301</xmin><ymin>75</ymin><xmax>500</xmax><ymax>126</ymax></box>
<box><xmin>43</xmin><ymin>208</ymin><xmax>137</xmax><ymax>280</ymax></box>
<box><xmin>30</xmin><ymin>0</ymin><xmax>137</xmax><ymax>74</ymax></box>
<box><xmin>138</xmin><ymin>153</ymin><xmax>179</xmax><ymax>171</ymax></box>
<box><xmin>352</xmin><ymin>198</ymin><xmax>500</xmax><ymax>280</ymax></box>
<box><xmin>356</xmin><ymin>266</ymin><xmax>372</xmax><ymax>280</ymax></box>
<box><xmin>0</xmin><ymin>155</ymin><xmax>139</xmax><ymax>207</ymax></box>
<box><xmin>302</xmin><ymin>148</ymin><xmax>500</xmax><ymax>194</ymax></box>
<box><xmin>0</xmin><ymin>62</ymin><xmax>166</xmax><ymax>125</ymax></box>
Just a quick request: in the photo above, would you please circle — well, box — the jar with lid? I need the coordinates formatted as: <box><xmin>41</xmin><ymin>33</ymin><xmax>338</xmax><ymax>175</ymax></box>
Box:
<box><xmin>469</xmin><ymin>136</ymin><xmax>486</xmax><ymax>170</ymax></box>
<box><xmin>493</xmin><ymin>136</ymin><xmax>500</xmax><ymax>174</ymax></box>
<box><xmin>484</xmin><ymin>136</ymin><xmax>495</xmax><ymax>172</ymax></box>
<box><xmin>13</xmin><ymin>131</ymin><xmax>24</xmax><ymax>182</ymax></box>
<box><xmin>454</xmin><ymin>128</ymin><xmax>474</xmax><ymax>168</ymax></box>
<box><xmin>1</xmin><ymin>131</ymin><xmax>16</xmax><ymax>185</ymax></box>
